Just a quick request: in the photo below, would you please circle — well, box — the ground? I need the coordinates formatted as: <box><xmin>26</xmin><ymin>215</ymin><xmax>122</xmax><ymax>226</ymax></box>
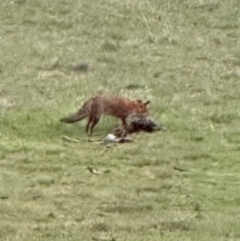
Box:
<box><xmin>0</xmin><ymin>0</ymin><xmax>240</xmax><ymax>240</ymax></box>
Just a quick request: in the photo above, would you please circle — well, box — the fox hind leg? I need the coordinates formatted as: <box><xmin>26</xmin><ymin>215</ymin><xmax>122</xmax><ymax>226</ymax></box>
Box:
<box><xmin>120</xmin><ymin>118</ymin><xmax>128</xmax><ymax>137</ymax></box>
<box><xmin>86</xmin><ymin>114</ymin><xmax>101</xmax><ymax>136</ymax></box>
<box><xmin>86</xmin><ymin>116</ymin><xmax>93</xmax><ymax>135</ymax></box>
<box><xmin>85</xmin><ymin>99</ymin><xmax>103</xmax><ymax>135</ymax></box>
<box><xmin>88</xmin><ymin>103</ymin><xmax>102</xmax><ymax>135</ymax></box>
<box><xmin>89</xmin><ymin>117</ymin><xmax>100</xmax><ymax>135</ymax></box>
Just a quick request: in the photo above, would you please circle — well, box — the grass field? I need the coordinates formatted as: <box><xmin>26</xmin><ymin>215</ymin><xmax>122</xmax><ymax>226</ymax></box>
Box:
<box><xmin>1</xmin><ymin>0</ymin><xmax>240</xmax><ymax>240</ymax></box>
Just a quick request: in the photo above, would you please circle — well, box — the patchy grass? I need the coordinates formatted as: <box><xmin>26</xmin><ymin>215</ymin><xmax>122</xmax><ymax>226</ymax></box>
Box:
<box><xmin>1</xmin><ymin>0</ymin><xmax>240</xmax><ymax>240</ymax></box>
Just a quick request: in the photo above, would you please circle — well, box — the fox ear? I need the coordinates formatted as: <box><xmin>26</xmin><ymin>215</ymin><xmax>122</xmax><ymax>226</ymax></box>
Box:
<box><xmin>144</xmin><ymin>100</ymin><xmax>150</xmax><ymax>106</ymax></box>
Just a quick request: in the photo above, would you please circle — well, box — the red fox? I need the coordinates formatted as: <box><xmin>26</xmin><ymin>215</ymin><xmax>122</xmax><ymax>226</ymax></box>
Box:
<box><xmin>60</xmin><ymin>95</ymin><xmax>150</xmax><ymax>135</ymax></box>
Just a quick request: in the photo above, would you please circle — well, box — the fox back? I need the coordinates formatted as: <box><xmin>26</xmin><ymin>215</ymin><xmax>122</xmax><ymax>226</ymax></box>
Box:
<box><xmin>101</xmin><ymin>96</ymin><xmax>150</xmax><ymax>120</ymax></box>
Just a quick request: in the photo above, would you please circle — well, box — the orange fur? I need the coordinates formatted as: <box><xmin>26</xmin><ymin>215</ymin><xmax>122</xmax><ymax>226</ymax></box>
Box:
<box><xmin>60</xmin><ymin>95</ymin><xmax>150</xmax><ymax>135</ymax></box>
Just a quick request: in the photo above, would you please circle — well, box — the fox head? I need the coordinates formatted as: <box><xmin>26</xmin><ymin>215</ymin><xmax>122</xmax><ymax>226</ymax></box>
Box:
<box><xmin>135</xmin><ymin>100</ymin><xmax>150</xmax><ymax>114</ymax></box>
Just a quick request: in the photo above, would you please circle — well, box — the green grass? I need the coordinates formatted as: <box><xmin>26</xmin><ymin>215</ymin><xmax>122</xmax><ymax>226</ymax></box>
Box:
<box><xmin>1</xmin><ymin>0</ymin><xmax>240</xmax><ymax>240</ymax></box>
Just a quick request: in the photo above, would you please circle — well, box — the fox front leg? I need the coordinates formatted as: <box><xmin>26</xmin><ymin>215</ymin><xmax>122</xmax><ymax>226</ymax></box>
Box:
<box><xmin>120</xmin><ymin>118</ymin><xmax>128</xmax><ymax>137</ymax></box>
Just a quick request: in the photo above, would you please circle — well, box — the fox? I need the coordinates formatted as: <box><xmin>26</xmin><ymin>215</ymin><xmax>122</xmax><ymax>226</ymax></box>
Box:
<box><xmin>60</xmin><ymin>95</ymin><xmax>150</xmax><ymax>135</ymax></box>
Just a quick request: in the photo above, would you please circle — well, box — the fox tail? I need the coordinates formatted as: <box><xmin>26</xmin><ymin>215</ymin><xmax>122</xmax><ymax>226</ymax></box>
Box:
<box><xmin>60</xmin><ymin>109</ymin><xmax>88</xmax><ymax>123</ymax></box>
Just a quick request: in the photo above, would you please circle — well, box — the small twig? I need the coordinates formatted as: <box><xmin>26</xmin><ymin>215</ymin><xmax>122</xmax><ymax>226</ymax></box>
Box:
<box><xmin>92</xmin><ymin>236</ymin><xmax>116</xmax><ymax>241</ymax></box>
<box><xmin>109</xmin><ymin>13</ymin><xmax>128</xmax><ymax>19</ymax></box>
<box><xmin>87</xmin><ymin>166</ymin><xmax>100</xmax><ymax>174</ymax></box>
<box><xmin>141</xmin><ymin>13</ymin><xmax>152</xmax><ymax>36</ymax></box>
<box><xmin>62</xmin><ymin>135</ymin><xmax>80</xmax><ymax>143</ymax></box>
<box><xmin>87</xmin><ymin>138</ymin><xmax>103</xmax><ymax>143</ymax></box>
<box><xmin>173</xmin><ymin>166</ymin><xmax>189</xmax><ymax>172</ymax></box>
<box><xmin>87</xmin><ymin>166</ymin><xmax>110</xmax><ymax>175</ymax></box>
